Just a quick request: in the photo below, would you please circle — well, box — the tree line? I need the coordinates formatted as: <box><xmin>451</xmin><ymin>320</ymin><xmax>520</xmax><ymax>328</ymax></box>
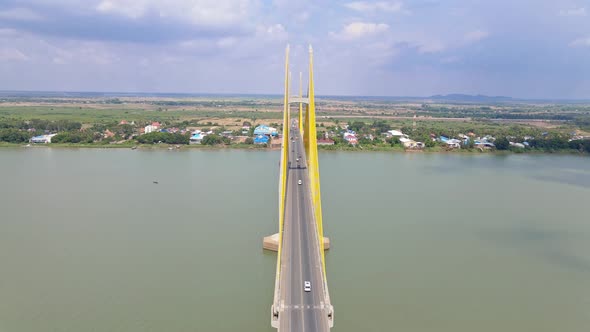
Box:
<box><xmin>136</xmin><ymin>132</ymin><xmax>190</xmax><ymax>145</ymax></box>
<box><xmin>0</xmin><ymin>119</ymin><xmax>82</xmax><ymax>132</ymax></box>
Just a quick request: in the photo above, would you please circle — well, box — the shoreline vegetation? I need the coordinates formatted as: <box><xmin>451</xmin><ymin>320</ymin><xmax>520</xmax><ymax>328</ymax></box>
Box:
<box><xmin>2</xmin><ymin>142</ymin><xmax>589</xmax><ymax>155</ymax></box>
<box><xmin>1</xmin><ymin>93</ymin><xmax>589</xmax><ymax>155</ymax></box>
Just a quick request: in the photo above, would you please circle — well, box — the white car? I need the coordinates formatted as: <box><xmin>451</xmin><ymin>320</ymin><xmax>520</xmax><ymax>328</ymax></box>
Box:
<box><xmin>298</xmin><ymin>180</ymin><xmax>302</xmax><ymax>185</ymax></box>
<box><xmin>304</xmin><ymin>281</ymin><xmax>311</xmax><ymax>292</ymax></box>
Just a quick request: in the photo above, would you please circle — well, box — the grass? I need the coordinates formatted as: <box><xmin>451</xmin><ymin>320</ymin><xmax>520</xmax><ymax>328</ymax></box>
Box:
<box><xmin>0</xmin><ymin>106</ymin><xmax>283</xmax><ymax>123</ymax></box>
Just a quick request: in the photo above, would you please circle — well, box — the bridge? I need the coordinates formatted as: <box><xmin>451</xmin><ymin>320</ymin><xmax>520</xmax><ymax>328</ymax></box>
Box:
<box><xmin>263</xmin><ymin>45</ymin><xmax>334</xmax><ymax>331</ymax></box>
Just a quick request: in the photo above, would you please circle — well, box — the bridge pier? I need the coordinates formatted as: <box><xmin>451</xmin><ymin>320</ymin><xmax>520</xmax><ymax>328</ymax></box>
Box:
<box><xmin>263</xmin><ymin>233</ymin><xmax>330</xmax><ymax>251</ymax></box>
<box><xmin>271</xmin><ymin>305</ymin><xmax>280</xmax><ymax>328</ymax></box>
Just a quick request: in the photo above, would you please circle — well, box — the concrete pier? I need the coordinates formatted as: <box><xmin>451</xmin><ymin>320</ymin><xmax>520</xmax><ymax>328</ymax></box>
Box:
<box><xmin>263</xmin><ymin>233</ymin><xmax>330</xmax><ymax>251</ymax></box>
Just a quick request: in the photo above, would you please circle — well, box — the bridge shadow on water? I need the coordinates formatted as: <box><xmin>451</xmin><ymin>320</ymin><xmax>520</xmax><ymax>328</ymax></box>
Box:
<box><xmin>476</xmin><ymin>224</ymin><xmax>590</xmax><ymax>274</ymax></box>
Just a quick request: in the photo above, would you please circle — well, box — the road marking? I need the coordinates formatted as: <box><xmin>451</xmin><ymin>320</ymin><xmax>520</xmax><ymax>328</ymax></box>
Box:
<box><xmin>283</xmin><ymin>305</ymin><xmax>328</xmax><ymax>309</ymax></box>
<box><xmin>276</xmin><ymin>134</ymin><xmax>331</xmax><ymax>329</ymax></box>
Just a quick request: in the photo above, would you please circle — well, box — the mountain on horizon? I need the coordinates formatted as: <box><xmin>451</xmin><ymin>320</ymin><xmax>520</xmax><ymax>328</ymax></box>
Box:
<box><xmin>427</xmin><ymin>94</ymin><xmax>514</xmax><ymax>102</ymax></box>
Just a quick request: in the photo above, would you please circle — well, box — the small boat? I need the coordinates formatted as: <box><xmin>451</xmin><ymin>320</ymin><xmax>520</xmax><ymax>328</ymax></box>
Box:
<box><xmin>153</xmin><ymin>181</ymin><xmax>159</xmax><ymax>184</ymax></box>
<box><xmin>131</xmin><ymin>146</ymin><xmax>137</xmax><ymax>150</ymax></box>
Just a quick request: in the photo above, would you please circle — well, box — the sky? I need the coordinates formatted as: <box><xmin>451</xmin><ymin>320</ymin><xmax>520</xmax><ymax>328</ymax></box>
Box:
<box><xmin>0</xmin><ymin>0</ymin><xmax>589</xmax><ymax>98</ymax></box>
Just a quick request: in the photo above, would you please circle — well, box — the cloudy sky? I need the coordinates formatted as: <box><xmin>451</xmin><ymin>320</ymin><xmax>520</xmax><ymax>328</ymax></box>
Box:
<box><xmin>0</xmin><ymin>0</ymin><xmax>589</xmax><ymax>98</ymax></box>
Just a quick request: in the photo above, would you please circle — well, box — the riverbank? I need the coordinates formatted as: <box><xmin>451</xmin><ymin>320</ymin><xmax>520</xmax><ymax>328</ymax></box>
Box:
<box><xmin>2</xmin><ymin>141</ymin><xmax>588</xmax><ymax>155</ymax></box>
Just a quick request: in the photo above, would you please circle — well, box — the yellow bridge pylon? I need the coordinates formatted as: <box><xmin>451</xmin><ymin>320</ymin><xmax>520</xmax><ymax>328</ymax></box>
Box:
<box><xmin>271</xmin><ymin>44</ymin><xmax>328</xmax><ymax>275</ymax></box>
<box><xmin>266</xmin><ymin>44</ymin><xmax>332</xmax><ymax>329</ymax></box>
<box><xmin>301</xmin><ymin>45</ymin><xmax>328</xmax><ymax>279</ymax></box>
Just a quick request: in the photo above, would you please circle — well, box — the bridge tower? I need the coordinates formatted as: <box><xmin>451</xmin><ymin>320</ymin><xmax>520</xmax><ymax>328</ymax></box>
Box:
<box><xmin>263</xmin><ymin>45</ymin><xmax>329</xmax><ymax>259</ymax></box>
<box><xmin>264</xmin><ymin>45</ymin><xmax>333</xmax><ymax>329</ymax></box>
<box><xmin>302</xmin><ymin>45</ymin><xmax>328</xmax><ymax>274</ymax></box>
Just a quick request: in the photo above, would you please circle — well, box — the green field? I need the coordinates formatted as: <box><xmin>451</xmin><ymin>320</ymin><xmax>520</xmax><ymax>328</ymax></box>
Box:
<box><xmin>0</xmin><ymin>106</ymin><xmax>283</xmax><ymax>123</ymax></box>
<box><xmin>0</xmin><ymin>95</ymin><xmax>589</xmax><ymax>153</ymax></box>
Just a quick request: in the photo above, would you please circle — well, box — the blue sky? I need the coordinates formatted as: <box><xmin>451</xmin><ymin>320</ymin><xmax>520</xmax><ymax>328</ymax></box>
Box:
<box><xmin>0</xmin><ymin>0</ymin><xmax>589</xmax><ymax>98</ymax></box>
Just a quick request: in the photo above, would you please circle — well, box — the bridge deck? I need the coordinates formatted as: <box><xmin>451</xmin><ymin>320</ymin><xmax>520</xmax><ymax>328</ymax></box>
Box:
<box><xmin>277</xmin><ymin>124</ymin><xmax>330</xmax><ymax>332</ymax></box>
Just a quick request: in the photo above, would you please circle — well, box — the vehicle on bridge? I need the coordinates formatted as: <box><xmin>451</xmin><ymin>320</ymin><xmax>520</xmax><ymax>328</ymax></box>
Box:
<box><xmin>304</xmin><ymin>281</ymin><xmax>311</xmax><ymax>292</ymax></box>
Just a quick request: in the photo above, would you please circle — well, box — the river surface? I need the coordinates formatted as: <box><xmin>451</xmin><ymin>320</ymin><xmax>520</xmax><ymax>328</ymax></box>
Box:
<box><xmin>0</xmin><ymin>149</ymin><xmax>589</xmax><ymax>332</ymax></box>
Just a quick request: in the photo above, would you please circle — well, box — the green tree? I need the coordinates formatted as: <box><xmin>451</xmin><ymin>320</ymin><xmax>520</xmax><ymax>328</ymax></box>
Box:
<box><xmin>424</xmin><ymin>139</ymin><xmax>435</xmax><ymax>148</ymax></box>
<box><xmin>495</xmin><ymin>137</ymin><xmax>510</xmax><ymax>150</ymax></box>
<box><xmin>348</xmin><ymin>121</ymin><xmax>365</xmax><ymax>132</ymax></box>
<box><xmin>371</xmin><ymin>120</ymin><xmax>391</xmax><ymax>133</ymax></box>
<box><xmin>117</xmin><ymin>124</ymin><xmax>135</xmax><ymax>138</ymax></box>
<box><xmin>388</xmin><ymin>137</ymin><xmax>400</xmax><ymax>146</ymax></box>
<box><xmin>358</xmin><ymin>137</ymin><xmax>373</xmax><ymax>145</ymax></box>
<box><xmin>51</xmin><ymin>130</ymin><xmax>94</xmax><ymax>143</ymax></box>
<box><xmin>201</xmin><ymin>134</ymin><xmax>223</xmax><ymax>145</ymax></box>
<box><xmin>332</xmin><ymin>136</ymin><xmax>345</xmax><ymax>145</ymax></box>
<box><xmin>136</xmin><ymin>132</ymin><xmax>189</xmax><ymax>144</ymax></box>
<box><xmin>0</xmin><ymin>128</ymin><xmax>31</xmax><ymax>143</ymax></box>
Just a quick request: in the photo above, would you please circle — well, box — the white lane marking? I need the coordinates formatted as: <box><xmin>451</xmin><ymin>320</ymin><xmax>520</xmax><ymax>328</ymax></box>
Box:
<box><xmin>283</xmin><ymin>304</ymin><xmax>327</xmax><ymax>310</ymax></box>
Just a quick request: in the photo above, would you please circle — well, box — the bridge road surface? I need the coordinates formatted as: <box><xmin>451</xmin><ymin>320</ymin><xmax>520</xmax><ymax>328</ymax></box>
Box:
<box><xmin>278</xmin><ymin>122</ymin><xmax>330</xmax><ymax>332</ymax></box>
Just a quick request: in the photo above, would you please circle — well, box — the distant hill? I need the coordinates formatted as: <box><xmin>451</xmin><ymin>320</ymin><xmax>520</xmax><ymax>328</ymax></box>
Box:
<box><xmin>427</xmin><ymin>94</ymin><xmax>514</xmax><ymax>103</ymax></box>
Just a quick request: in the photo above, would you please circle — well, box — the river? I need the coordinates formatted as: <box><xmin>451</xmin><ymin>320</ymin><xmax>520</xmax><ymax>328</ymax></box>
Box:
<box><xmin>0</xmin><ymin>149</ymin><xmax>589</xmax><ymax>332</ymax></box>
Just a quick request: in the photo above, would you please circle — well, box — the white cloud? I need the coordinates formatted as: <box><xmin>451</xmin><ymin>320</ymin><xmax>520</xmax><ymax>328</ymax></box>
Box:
<box><xmin>417</xmin><ymin>41</ymin><xmax>445</xmax><ymax>54</ymax></box>
<box><xmin>0</xmin><ymin>28</ymin><xmax>19</xmax><ymax>37</ymax></box>
<box><xmin>559</xmin><ymin>8</ymin><xmax>586</xmax><ymax>16</ymax></box>
<box><xmin>331</xmin><ymin>22</ymin><xmax>389</xmax><ymax>40</ymax></box>
<box><xmin>296</xmin><ymin>11</ymin><xmax>310</xmax><ymax>22</ymax></box>
<box><xmin>0</xmin><ymin>8</ymin><xmax>43</xmax><ymax>21</ymax></box>
<box><xmin>257</xmin><ymin>24</ymin><xmax>288</xmax><ymax>41</ymax></box>
<box><xmin>441</xmin><ymin>55</ymin><xmax>460</xmax><ymax>64</ymax></box>
<box><xmin>30</xmin><ymin>39</ymin><xmax>118</xmax><ymax>65</ymax></box>
<box><xmin>344</xmin><ymin>1</ymin><xmax>404</xmax><ymax>13</ymax></box>
<box><xmin>0</xmin><ymin>48</ymin><xmax>29</xmax><ymax>61</ymax></box>
<box><xmin>217</xmin><ymin>37</ymin><xmax>238</xmax><ymax>48</ymax></box>
<box><xmin>464</xmin><ymin>30</ymin><xmax>489</xmax><ymax>43</ymax></box>
<box><xmin>78</xmin><ymin>44</ymin><xmax>119</xmax><ymax>65</ymax></box>
<box><xmin>570</xmin><ymin>37</ymin><xmax>590</xmax><ymax>47</ymax></box>
<box><xmin>95</xmin><ymin>0</ymin><xmax>256</xmax><ymax>27</ymax></box>
<box><xmin>96</xmin><ymin>1</ymin><xmax>146</xmax><ymax>19</ymax></box>
<box><xmin>176</xmin><ymin>23</ymin><xmax>287</xmax><ymax>61</ymax></box>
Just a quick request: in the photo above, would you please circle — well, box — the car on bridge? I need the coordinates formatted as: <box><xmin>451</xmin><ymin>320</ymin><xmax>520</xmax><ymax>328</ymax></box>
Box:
<box><xmin>298</xmin><ymin>180</ymin><xmax>302</xmax><ymax>185</ymax></box>
<box><xmin>304</xmin><ymin>281</ymin><xmax>311</xmax><ymax>292</ymax></box>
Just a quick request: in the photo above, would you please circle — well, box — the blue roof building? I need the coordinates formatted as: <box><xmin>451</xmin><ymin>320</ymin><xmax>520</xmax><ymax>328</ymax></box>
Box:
<box><xmin>254</xmin><ymin>134</ymin><xmax>270</xmax><ymax>144</ymax></box>
<box><xmin>190</xmin><ymin>133</ymin><xmax>205</xmax><ymax>144</ymax></box>
<box><xmin>254</xmin><ymin>125</ymin><xmax>278</xmax><ymax>136</ymax></box>
<box><xmin>31</xmin><ymin>134</ymin><xmax>57</xmax><ymax>143</ymax></box>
